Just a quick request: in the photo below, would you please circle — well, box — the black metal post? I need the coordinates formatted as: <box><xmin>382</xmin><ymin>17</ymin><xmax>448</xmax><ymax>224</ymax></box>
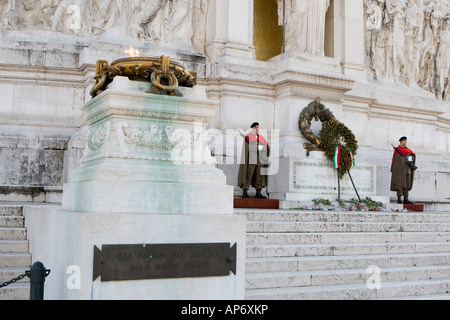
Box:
<box><xmin>348</xmin><ymin>171</ymin><xmax>362</xmax><ymax>203</ymax></box>
<box><xmin>337</xmin><ymin>168</ymin><xmax>341</xmax><ymax>201</ymax></box>
<box><xmin>27</xmin><ymin>262</ymin><xmax>51</xmax><ymax>300</ymax></box>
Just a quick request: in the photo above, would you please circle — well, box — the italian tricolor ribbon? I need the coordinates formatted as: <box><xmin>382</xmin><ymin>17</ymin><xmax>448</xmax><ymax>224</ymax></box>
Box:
<box><xmin>333</xmin><ymin>145</ymin><xmax>356</xmax><ymax>169</ymax></box>
<box><xmin>333</xmin><ymin>145</ymin><xmax>341</xmax><ymax>168</ymax></box>
<box><xmin>349</xmin><ymin>149</ymin><xmax>355</xmax><ymax>167</ymax></box>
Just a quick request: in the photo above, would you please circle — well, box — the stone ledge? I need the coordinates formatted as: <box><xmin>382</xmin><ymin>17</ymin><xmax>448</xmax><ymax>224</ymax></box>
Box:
<box><xmin>0</xmin><ymin>185</ymin><xmax>62</xmax><ymax>204</ymax></box>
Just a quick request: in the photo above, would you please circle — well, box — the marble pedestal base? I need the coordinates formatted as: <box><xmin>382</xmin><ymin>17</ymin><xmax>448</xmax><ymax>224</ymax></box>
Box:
<box><xmin>25</xmin><ymin>206</ymin><xmax>246</xmax><ymax>300</ymax></box>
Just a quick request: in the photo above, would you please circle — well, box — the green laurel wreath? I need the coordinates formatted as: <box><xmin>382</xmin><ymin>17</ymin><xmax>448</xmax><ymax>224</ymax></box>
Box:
<box><xmin>319</xmin><ymin>119</ymin><xmax>358</xmax><ymax>179</ymax></box>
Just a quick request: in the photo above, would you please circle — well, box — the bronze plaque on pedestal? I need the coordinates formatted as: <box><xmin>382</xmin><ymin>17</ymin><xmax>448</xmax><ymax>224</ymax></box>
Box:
<box><xmin>93</xmin><ymin>243</ymin><xmax>237</xmax><ymax>282</ymax></box>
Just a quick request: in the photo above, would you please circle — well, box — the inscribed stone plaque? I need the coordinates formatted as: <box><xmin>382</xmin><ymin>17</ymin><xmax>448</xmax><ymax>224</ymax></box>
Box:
<box><xmin>93</xmin><ymin>243</ymin><xmax>237</xmax><ymax>282</ymax></box>
<box><xmin>292</xmin><ymin>159</ymin><xmax>375</xmax><ymax>195</ymax></box>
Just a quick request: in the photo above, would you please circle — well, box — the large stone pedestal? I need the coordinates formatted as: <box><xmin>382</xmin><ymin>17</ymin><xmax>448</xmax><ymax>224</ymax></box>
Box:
<box><xmin>25</xmin><ymin>70</ymin><xmax>245</xmax><ymax>300</ymax></box>
<box><xmin>64</xmin><ymin>76</ymin><xmax>233</xmax><ymax>215</ymax></box>
<box><xmin>25</xmin><ymin>208</ymin><xmax>245</xmax><ymax>300</ymax></box>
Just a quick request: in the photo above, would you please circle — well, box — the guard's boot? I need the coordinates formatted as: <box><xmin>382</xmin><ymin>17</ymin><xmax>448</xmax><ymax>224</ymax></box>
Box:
<box><xmin>255</xmin><ymin>189</ymin><xmax>267</xmax><ymax>199</ymax></box>
<box><xmin>397</xmin><ymin>196</ymin><xmax>403</xmax><ymax>204</ymax></box>
<box><xmin>404</xmin><ymin>196</ymin><xmax>413</xmax><ymax>205</ymax></box>
<box><xmin>243</xmin><ymin>189</ymin><xmax>250</xmax><ymax>199</ymax></box>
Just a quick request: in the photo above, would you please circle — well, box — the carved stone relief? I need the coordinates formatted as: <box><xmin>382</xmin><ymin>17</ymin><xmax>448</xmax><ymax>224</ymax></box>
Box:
<box><xmin>0</xmin><ymin>0</ymin><xmax>208</xmax><ymax>54</ymax></box>
<box><xmin>86</xmin><ymin>119</ymin><xmax>215</xmax><ymax>164</ymax></box>
<box><xmin>276</xmin><ymin>0</ymin><xmax>330</xmax><ymax>56</ymax></box>
<box><xmin>0</xmin><ymin>0</ymin><xmax>14</xmax><ymax>30</ymax></box>
<box><xmin>364</xmin><ymin>0</ymin><xmax>450</xmax><ymax>101</ymax></box>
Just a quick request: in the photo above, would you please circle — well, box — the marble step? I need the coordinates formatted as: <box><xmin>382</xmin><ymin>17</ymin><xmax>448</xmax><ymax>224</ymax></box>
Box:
<box><xmin>0</xmin><ymin>228</ymin><xmax>27</xmax><ymax>241</ymax></box>
<box><xmin>245</xmin><ymin>278</ymin><xmax>450</xmax><ymax>300</ymax></box>
<box><xmin>246</xmin><ymin>265</ymin><xmax>450</xmax><ymax>289</ymax></box>
<box><xmin>0</xmin><ymin>240</ymin><xmax>28</xmax><ymax>253</ymax></box>
<box><xmin>236</xmin><ymin>209</ymin><xmax>450</xmax><ymax>223</ymax></box>
<box><xmin>247</xmin><ymin>231</ymin><xmax>450</xmax><ymax>245</ymax></box>
<box><xmin>0</xmin><ymin>216</ymin><xmax>24</xmax><ymax>228</ymax></box>
<box><xmin>0</xmin><ymin>205</ymin><xmax>30</xmax><ymax>301</ymax></box>
<box><xmin>0</xmin><ymin>206</ymin><xmax>23</xmax><ymax>216</ymax></box>
<box><xmin>245</xmin><ymin>252</ymin><xmax>450</xmax><ymax>273</ymax></box>
<box><xmin>0</xmin><ymin>283</ymin><xmax>29</xmax><ymax>300</ymax></box>
<box><xmin>246</xmin><ymin>241</ymin><xmax>450</xmax><ymax>258</ymax></box>
<box><xmin>247</xmin><ymin>221</ymin><xmax>450</xmax><ymax>233</ymax></box>
<box><xmin>0</xmin><ymin>253</ymin><xmax>32</xmax><ymax>268</ymax></box>
<box><xmin>0</xmin><ymin>267</ymin><xmax>30</xmax><ymax>283</ymax></box>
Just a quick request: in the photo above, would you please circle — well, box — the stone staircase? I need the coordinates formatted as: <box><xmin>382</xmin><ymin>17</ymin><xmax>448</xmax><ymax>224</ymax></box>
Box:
<box><xmin>237</xmin><ymin>209</ymin><xmax>450</xmax><ymax>300</ymax></box>
<box><xmin>0</xmin><ymin>205</ymin><xmax>31</xmax><ymax>300</ymax></box>
<box><xmin>3</xmin><ymin>202</ymin><xmax>450</xmax><ymax>300</ymax></box>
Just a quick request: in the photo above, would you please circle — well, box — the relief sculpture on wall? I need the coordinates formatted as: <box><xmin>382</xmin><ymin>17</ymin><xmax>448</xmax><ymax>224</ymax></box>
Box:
<box><xmin>364</xmin><ymin>0</ymin><xmax>450</xmax><ymax>101</ymax></box>
<box><xmin>0</xmin><ymin>0</ymin><xmax>208</xmax><ymax>54</ymax></box>
<box><xmin>276</xmin><ymin>0</ymin><xmax>330</xmax><ymax>56</ymax></box>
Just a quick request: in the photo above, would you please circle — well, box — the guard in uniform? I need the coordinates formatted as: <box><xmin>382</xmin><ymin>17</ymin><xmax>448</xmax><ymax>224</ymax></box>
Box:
<box><xmin>391</xmin><ymin>136</ymin><xmax>416</xmax><ymax>204</ymax></box>
<box><xmin>238</xmin><ymin>122</ymin><xmax>270</xmax><ymax>199</ymax></box>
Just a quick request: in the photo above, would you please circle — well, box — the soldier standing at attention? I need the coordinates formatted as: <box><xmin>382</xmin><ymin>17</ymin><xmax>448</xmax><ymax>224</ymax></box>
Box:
<box><xmin>238</xmin><ymin>122</ymin><xmax>270</xmax><ymax>199</ymax></box>
<box><xmin>391</xmin><ymin>136</ymin><xmax>416</xmax><ymax>204</ymax></box>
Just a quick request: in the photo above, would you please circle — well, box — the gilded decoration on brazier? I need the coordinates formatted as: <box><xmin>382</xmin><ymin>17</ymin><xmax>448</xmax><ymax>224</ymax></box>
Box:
<box><xmin>90</xmin><ymin>56</ymin><xmax>197</xmax><ymax>98</ymax></box>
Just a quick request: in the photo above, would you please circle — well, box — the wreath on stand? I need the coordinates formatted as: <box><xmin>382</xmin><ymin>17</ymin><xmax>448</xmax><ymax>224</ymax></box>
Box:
<box><xmin>319</xmin><ymin>119</ymin><xmax>358</xmax><ymax>179</ymax></box>
<box><xmin>298</xmin><ymin>98</ymin><xmax>360</xmax><ymax>202</ymax></box>
<box><xmin>298</xmin><ymin>99</ymin><xmax>358</xmax><ymax>178</ymax></box>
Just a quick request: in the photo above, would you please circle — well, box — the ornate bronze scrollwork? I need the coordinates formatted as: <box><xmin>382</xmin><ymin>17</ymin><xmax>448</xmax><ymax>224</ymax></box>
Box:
<box><xmin>298</xmin><ymin>98</ymin><xmax>336</xmax><ymax>156</ymax></box>
<box><xmin>90</xmin><ymin>56</ymin><xmax>197</xmax><ymax>98</ymax></box>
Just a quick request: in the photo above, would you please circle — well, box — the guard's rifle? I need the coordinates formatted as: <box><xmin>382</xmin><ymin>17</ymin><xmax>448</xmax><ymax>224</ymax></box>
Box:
<box><xmin>391</xmin><ymin>144</ymin><xmax>418</xmax><ymax>171</ymax></box>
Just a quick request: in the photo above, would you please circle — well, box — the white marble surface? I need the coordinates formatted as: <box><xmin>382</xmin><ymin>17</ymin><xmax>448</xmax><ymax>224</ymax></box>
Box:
<box><xmin>63</xmin><ymin>77</ymin><xmax>233</xmax><ymax>215</ymax></box>
<box><xmin>24</xmin><ymin>206</ymin><xmax>246</xmax><ymax>300</ymax></box>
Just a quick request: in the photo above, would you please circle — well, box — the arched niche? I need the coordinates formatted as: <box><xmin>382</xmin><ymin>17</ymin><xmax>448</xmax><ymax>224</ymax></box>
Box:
<box><xmin>253</xmin><ymin>0</ymin><xmax>283</xmax><ymax>61</ymax></box>
<box><xmin>253</xmin><ymin>0</ymin><xmax>335</xmax><ymax>60</ymax></box>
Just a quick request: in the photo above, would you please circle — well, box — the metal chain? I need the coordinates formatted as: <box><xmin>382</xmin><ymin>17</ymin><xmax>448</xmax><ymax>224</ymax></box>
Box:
<box><xmin>0</xmin><ymin>272</ymin><xmax>29</xmax><ymax>289</ymax></box>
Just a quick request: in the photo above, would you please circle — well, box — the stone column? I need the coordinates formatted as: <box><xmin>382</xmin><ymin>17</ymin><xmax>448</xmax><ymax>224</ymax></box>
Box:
<box><xmin>332</xmin><ymin>0</ymin><xmax>366</xmax><ymax>78</ymax></box>
<box><xmin>205</xmin><ymin>0</ymin><xmax>255</xmax><ymax>61</ymax></box>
